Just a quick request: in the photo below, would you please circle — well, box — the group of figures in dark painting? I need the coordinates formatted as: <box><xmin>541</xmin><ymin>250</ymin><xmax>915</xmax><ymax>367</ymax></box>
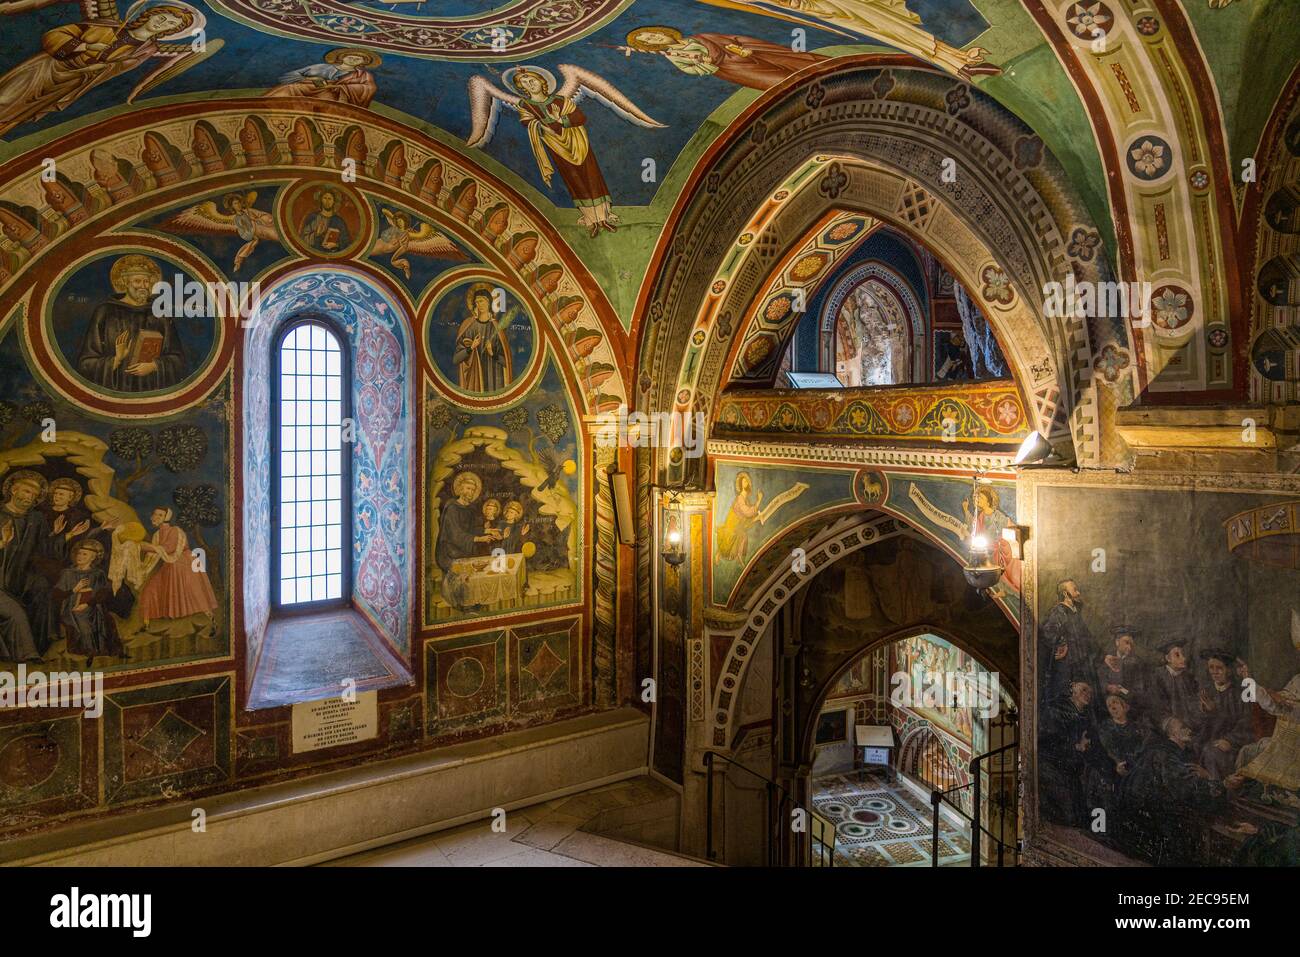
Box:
<box><xmin>0</xmin><ymin>465</ymin><xmax>218</xmax><ymax>668</ymax></box>
<box><xmin>1038</xmin><ymin>578</ymin><xmax>1300</xmax><ymax>865</ymax></box>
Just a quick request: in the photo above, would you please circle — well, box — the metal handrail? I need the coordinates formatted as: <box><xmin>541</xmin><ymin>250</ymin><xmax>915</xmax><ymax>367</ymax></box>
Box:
<box><xmin>929</xmin><ymin>736</ymin><xmax>1020</xmax><ymax>867</ymax></box>
<box><xmin>702</xmin><ymin>750</ymin><xmax>794</xmax><ymax>866</ymax></box>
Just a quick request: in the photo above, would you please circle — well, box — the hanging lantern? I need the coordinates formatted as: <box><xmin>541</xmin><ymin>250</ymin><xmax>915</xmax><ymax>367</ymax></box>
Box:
<box><xmin>662</xmin><ymin>493</ymin><xmax>686</xmax><ymax>566</ymax></box>
<box><xmin>962</xmin><ymin>472</ymin><xmax>1002</xmax><ymax>593</ymax></box>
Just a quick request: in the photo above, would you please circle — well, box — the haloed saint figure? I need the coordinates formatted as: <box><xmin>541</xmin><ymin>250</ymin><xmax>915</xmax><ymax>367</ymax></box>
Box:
<box><xmin>74</xmin><ymin>254</ymin><xmax>187</xmax><ymax>393</ymax></box>
<box><xmin>453</xmin><ymin>283</ymin><xmax>514</xmax><ymax>393</ymax></box>
<box><xmin>298</xmin><ymin>186</ymin><xmax>351</xmax><ymax>254</ymax></box>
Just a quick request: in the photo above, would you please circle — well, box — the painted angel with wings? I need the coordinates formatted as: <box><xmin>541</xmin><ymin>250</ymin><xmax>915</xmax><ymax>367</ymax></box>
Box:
<box><xmin>373</xmin><ymin>208</ymin><xmax>467</xmax><ymax>279</ymax></box>
<box><xmin>696</xmin><ymin>0</ymin><xmax>999</xmax><ymax>79</ymax></box>
<box><xmin>467</xmin><ymin>64</ymin><xmax>665</xmax><ymax>237</ymax></box>
<box><xmin>156</xmin><ymin>191</ymin><xmax>278</xmax><ymax>272</ymax></box>
<box><xmin>0</xmin><ymin>0</ymin><xmax>221</xmax><ymax>140</ymax></box>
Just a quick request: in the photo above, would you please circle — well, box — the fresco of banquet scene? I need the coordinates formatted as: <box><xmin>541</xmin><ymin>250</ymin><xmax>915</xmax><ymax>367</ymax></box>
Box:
<box><xmin>0</xmin><ymin>345</ymin><xmax>225</xmax><ymax>673</ymax></box>
<box><xmin>424</xmin><ymin>365</ymin><xmax>580</xmax><ymax>623</ymax></box>
<box><xmin>1035</xmin><ymin>487</ymin><xmax>1300</xmax><ymax>866</ymax></box>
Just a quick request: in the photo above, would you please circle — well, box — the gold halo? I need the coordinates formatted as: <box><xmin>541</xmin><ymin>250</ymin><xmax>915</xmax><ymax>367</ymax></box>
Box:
<box><xmin>48</xmin><ymin>477</ymin><xmax>84</xmax><ymax>506</ymax></box>
<box><xmin>325</xmin><ymin>47</ymin><xmax>382</xmax><ymax>69</ymax></box>
<box><xmin>625</xmin><ymin>26</ymin><xmax>683</xmax><ymax>51</ymax></box>
<box><xmin>464</xmin><ymin>281</ymin><xmax>496</xmax><ymax>313</ymax></box>
<box><xmin>109</xmin><ymin>254</ymin><xmax>162</xmax><ymax>294</ymax></box>
<box><xmin>2</xmin><ymin>469</ymin><xmax>48</xmax><ymax>503</ymax></box>
<box><xmin>73</xmin><ymin>538</ymin><xmax>105</xmax><ymax>562</ymax></box>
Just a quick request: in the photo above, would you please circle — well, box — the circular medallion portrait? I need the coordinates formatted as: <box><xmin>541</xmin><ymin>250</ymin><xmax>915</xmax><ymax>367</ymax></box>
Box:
<box><xmin>281</xmin><ymin>181</ymin><xmax>367</xmax><ymax>259</ymax></box>
<box><xmin>45</xmin><ymin>250</ymin><xmax>221</xmax><ymax>399</ymax></box>
<box><xmin>426</xmin><ymin>279</ymin><xmax>537</xmax><ymax>399</ymax></box>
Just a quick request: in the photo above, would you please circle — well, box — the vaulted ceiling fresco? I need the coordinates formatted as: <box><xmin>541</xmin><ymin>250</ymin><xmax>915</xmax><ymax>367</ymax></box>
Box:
<box><xmin>1</xmin><ymin>0</ymin><xmax>1289</xmax><ymax>372</ymax></box>
<box><xmin>0</xmin><ymin>0</ymin><xmax>1131</xmax><ymax>255</ymax></box>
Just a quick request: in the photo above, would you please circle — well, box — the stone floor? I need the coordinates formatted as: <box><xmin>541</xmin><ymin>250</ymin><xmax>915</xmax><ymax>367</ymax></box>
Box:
<box><xmin>811</xmin><ymin>769</ymin><xmax>971</xmax><ymax>867</ymax></box>
<box><xmin>247</xmin><ymin>608</ymin><xmax>411</xmax><ymax>709</ymax></box>
<box><xmin>327</xmin><ymin>777</ymin><xmax>703</xmax><ymax>867</ymax></box>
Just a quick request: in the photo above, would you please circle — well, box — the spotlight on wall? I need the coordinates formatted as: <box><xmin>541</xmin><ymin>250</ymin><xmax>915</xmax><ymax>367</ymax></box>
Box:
<box><xmin>1012</xmin><ymin>431</ymin><xmax>1059</xmax><ymax>467</ymax></box>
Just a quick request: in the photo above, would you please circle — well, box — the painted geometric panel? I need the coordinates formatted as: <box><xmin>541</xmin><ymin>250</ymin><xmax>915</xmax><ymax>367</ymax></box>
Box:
<box><xmin>0</xmin><ymin>713</ymin><xmax>95</xmax><ymax>820</ymax></box>
<box><xmin>510</xmin><ymin>619</ymin><xmax>580</xmax><ymax>715</ymax></box>
<box><xmin>102</xmin><ymin>675</ymin><xmax>232</xmax><ymax>806</ymax></box>
<box><xmin>425</xmin><ymin>629</ymin><xmax>506</xmax><ymax>735</ymax></box>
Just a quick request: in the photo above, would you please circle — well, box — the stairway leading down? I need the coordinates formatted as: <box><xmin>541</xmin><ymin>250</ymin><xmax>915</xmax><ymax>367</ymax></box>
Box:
<box><xmin>327</xmin><ymin>777</ymin><xmax>708</xmax><ymax>867</ymax></box>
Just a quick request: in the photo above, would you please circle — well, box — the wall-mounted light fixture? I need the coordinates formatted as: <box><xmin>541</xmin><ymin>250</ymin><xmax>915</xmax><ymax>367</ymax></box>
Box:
<box><xmin>961</xmin><ymin>471</ymin><xmax>1003</xmax><ymax>594</ymax></box>
<box><xmin>607</xmin><ymin>468</ymin><xmax>636</xmax><ymax>546</ymax></box>
<box><xmin>1012</xmin><ymin>431</ymin><xmax>1062</xmax><ymax>468</ymax></box>
<box><xmin>662</xmin><ymin>491</ymin><xmax>686</xmax><ymax>566</ymax></box>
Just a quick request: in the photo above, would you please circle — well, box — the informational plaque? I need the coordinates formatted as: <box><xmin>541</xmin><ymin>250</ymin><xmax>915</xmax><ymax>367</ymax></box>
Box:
<box><xmin>862</xmin><ymin>747</ymin><xmax>891</xmax><ymax>766</ymax></box>
<box><xmin>292</xmin><ymin>691</ymin><xmax>378</xmax><ymax>753</ymax></box>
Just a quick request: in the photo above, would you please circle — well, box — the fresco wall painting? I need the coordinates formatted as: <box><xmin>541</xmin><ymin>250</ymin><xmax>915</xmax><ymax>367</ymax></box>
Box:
<box><xmin>710</xmin><ymin>455</ymin><xmax>1021</xmax><ymax>621</ymax></box>
<box><xmin>0</xmin><ymin>109</ymin><xmax>608</xmax><ymax>839</ymax></box>
<box><xmin>1030</xmin><ymin>476</ymin><xmax>1300</xmax><ymax>866</ymax></box>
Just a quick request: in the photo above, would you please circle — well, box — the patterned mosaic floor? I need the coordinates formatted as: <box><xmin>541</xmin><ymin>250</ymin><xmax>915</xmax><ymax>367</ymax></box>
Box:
<box><xmin>811</xmin><ymin>770</ymin><xmax>971</xmax><ymax>867</ymax></box>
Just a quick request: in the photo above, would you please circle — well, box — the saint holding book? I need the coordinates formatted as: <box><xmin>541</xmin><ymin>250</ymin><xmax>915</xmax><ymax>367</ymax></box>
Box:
<box><xmin>74</xmin><ymin>254</ymin><xmax>187</xmax><ymax>393</ymax></box>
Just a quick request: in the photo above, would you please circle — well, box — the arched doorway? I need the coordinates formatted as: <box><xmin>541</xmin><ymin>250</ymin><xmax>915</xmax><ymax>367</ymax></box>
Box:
<box><xmin>702</xmin><ymin>513</ymin><xmax>1020</xmax><ymax>867</ymax></box>
<box><xmin>801</xmin><ymin>627</ymin><xmax>1017</xmax><ymax>867</ymax></box>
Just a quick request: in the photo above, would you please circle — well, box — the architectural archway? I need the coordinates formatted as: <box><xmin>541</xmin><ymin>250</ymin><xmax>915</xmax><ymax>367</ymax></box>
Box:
<box><xmin>700</xmin><ymin>508</ymin><xmax>1019</xmax><ymax>756</ymax></box>
<box><xmin>817</xmin><ymin>264</ymin><xmax>926</xmax><ymax>385</ymax></box>
<box><xmin>635</xmin><ymin>64</ymin><xmax>1137</xmax><ymax>474</ymax></box>
<box><xmin>243</xmin><ymin>265</ymin><xmax>417</xmax><ymax>682</ymax></box>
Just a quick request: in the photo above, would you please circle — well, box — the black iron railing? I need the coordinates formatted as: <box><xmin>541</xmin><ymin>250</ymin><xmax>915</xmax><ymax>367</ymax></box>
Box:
<box><xmin>929</xmin><ymin>736</ymin><xmax>1020</xmax><ymax>867</ymax></box>
<box><xmin>703</xmin><ymin>750</ymin><xmax>797</xmax><ymax>866</ymax></box>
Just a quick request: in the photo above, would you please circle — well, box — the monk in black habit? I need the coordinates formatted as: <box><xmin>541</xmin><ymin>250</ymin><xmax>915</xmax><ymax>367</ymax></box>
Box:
<box><xmin>1038</xmin><ymin>578</ymin><xmax>1095</xmax><ymax>706</ymax></box>
<box><xmin>74</xmin><ymin>254</ymin><xmax>187</xmax><ymax>393</ymax></box>
<box><xmin>1098</xmin><ymin>692</ymin><xmax>1149</xmax><ymax>777</ymax></box>
<box><xmin>1149</xmin><ymin>638</ymin><xmax>1201</xmax><ymax>734</ymax></box>
<box><xmin>436</xmin><ymin>471</ymin><xmax>502</xmax><ymax>610</ymax></box>
<box><xmin>1117</xmin><ymin>715</ymin><xmax>1229</xmax><ymax>864</ymax></box>
<box><xmin>1195</xmin><ymin>649</ymin><xmax>1254</xmax><ymax>779</ymax></box>
<box><xmin>0</xmin><ymin>471</ymin><xmax>58</xmax><ymax>660</ymax></box>
<box><xmin>1039</xmin><ymin>681</ymin><xmax>1112</xmax><ymax>827</ymax></box>
<box><xmin>53</xmin><ymin>539</ymin><xmax>124</xmax><ymax>667</ymax></box>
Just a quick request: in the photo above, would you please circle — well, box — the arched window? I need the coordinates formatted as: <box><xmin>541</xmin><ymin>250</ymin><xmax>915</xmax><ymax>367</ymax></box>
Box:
<box><xmin>272</xmin><ymin>318</ymin><xmax>351</xmax><ymax>609</ymax></box>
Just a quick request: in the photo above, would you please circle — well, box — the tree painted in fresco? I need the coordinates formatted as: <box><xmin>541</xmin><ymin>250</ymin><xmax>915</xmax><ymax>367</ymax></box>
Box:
<box><xmin>107</xmin><ymin>427</ymin><xmax>155</xmax><ymax>499</ymax></box>
<box><xmin>0</xmin><ymin>398</ymin><xmax>54</xmax><ymax>448</ymax></box>
<box><xmin>173</xmin><ymin>482</ymin><xmax>222</xmax><ymax>590</ymax></box>
<box><xmin>427</xmin><ymin>400</ymin><xmax>470</xmax><ymax>444</ymax></box>
<box><xmin>534</xmin><ymin>403</ymin><xmax>571</xmax><ymax>491</ymax></box>
<box><xmin>108</xmin><ymin>423</ymin><xmax>208</xmax><ymax>500</ymax></box>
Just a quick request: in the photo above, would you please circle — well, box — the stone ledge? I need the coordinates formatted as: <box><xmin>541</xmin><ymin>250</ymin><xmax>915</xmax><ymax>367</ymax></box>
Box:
<box><xmin>2</xmin><ymin>708</ymin><xmax>649</xmax><ymax>867</ymax></box>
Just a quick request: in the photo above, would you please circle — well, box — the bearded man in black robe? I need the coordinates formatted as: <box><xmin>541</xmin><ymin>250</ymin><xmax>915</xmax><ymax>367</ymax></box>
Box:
<box><xmin>1117</xmin><ymin>715</ymin><xmax>1227</xmax><ymax>864</ymax></box>
<box><xmin>1039</xmin><ymin>681</ymin><xmax>1112</xmax><ymax>827</ymax></box>
<box><xmin>436</xmin><ymin>471</ymin><xmax>503</xmax><ymax>610</ymax></box>
<box><xmin>1039</xmin><ymin>578</ymin><xmax>1095</xmax><ymax>706</ymax></box>
<box><xmin>0</xmin><ymin>471</ymin><xmax>58</xmax><ymax>659</ymax></box>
